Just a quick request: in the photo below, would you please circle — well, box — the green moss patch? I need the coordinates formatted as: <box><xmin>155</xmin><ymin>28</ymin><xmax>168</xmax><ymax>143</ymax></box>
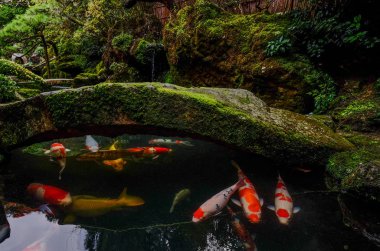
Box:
<box><xmin>0</xmin><ymin>59</ymin><xmax>44</xmax><ymax>85</ymax></box>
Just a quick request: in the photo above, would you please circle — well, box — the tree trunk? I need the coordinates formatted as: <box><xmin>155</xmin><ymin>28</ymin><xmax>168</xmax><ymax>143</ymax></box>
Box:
<box><xmin>40</xmin><ymin>33</ymin><xmax>51</xmax><ymax>79</ymax></box>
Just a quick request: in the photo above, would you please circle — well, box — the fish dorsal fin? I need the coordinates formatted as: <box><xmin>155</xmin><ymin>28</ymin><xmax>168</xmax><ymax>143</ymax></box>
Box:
<box><xmin>267</xmin><ymin>205</ymin><xmax>275</xmax><ymax>211</ymax></box>
<box><xmin>119</xmin><ymin>187</ymin><xmax>128</xmax><ymax>199</ymax></box>
<box><xmin>293</xmin><ymin>207</ymin><xmax>301</xmax><ymax>214</ymax></box>
<box><xmin>231</xmin><ymin>198</ymin><xmax>242</xmax><ymax>207</ymax></box>
<box><xmin>260</xmin><ymin>198</ymin><xmax>264</xmax><ymax>206</ymax></box>
<box><xmin>109</xmin><ymin>141</ymin><xmax>119</xmax><ymax>150</ymax></box>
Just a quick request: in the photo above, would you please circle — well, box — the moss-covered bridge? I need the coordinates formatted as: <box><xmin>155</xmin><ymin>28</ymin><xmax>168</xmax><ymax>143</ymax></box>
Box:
<box><xmin>0</xmin><ymin>83</ymin><xmax>353</xmax><ymax>165</ymax></box>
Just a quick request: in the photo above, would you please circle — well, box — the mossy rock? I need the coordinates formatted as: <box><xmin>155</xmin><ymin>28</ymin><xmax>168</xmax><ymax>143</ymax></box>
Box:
<box><xmin>163</xmin><ymin>0</ymin><xmax>334</xmax><ymax>113</ymax></box>
<box><xmin>17</xmin><ymin>88</ymin><xmax>41</xmax><ymax>99</ymax></box>
<box><xmin>333</xmin><ymin>99</ymin><xmax>380</xmax><ymax>132</ymax></box>
<box><xmin>326</xmin><ymin>133</ymin><xmax>380</xmax><ymax>201</ymax></box>
<box><xmin>0</xmin><ymin>59</ymin><xmax>44</xmax><ymax>87</ymax></box>
<box><xmin>0</xmin><ymin>83</ymin><xmax>353</xmax><ymax>166</ymax></box>
<box><xmin>73</xmin><ymin>73</ymin><xmax>101</xmax><ymax>87</ymax></box>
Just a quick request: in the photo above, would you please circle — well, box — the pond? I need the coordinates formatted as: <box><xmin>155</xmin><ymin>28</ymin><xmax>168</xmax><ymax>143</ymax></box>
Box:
<box><xmin>0</xmin><ymin>134</ymin><xmax>378</xmax><ymax>251</ymax></box>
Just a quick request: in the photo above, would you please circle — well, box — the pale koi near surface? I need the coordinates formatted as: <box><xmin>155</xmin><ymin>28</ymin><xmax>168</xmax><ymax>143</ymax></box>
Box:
<box><xmin>192</xmin><ymin>179</ymin><xmax>244</xmax><ymax>223</ymax></box>
<box><xmin>268</xmin><ymin>175</ymin><xmax>300</xmax><ymax>225</ymax></box>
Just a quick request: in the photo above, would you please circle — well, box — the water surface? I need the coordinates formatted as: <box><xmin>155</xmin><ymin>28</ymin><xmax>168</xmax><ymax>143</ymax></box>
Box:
<box><xmin>0</xmin><ymin>134</ymin><xmax>378</xmax><ymax>251</ymax></box>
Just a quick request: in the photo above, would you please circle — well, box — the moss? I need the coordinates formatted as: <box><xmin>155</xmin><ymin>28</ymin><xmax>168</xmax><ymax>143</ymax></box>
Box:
<box><xmin>112</xmin><ymin>33</ymin><xmax>133</xmax><ymax>53</ymax></box>
<box><xmin>0</xmin><ymin>59</ymin><xmax>44</xmax><ymax>86</ymax></box>
<box><xmin>17</xmin><ymin>88</ymin><xmax>41</xmax><ymax>99</ymax></box>
<box><xmin>326</xmin><ymin>132</ymin><xmax>380</xmax><ymax>200</ymax></box>
<box><xmin>38</xmin><ymin>83</ymin><xmax>352</xmax><ymax>165</ymax></box>
<box><xmin>73</xmin><ymin>73</ymin><xmax>101</xmax><ymax>87</ymax></box>
<box><xmin>163</xmin><ymin>0</ymin><xmax>330</xmax><ymax>113</ymax></box>
<box><xmin>338</xmin><ymin>100</ymin><xmax>379</xmax><ymax>119</ymax></box>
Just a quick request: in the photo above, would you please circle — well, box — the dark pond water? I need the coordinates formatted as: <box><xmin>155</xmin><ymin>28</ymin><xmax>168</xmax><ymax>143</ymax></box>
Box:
<box><xmin>0</xmin><ymin>134</ymin><xmax>378</xmax><ymax>251</ymax></box>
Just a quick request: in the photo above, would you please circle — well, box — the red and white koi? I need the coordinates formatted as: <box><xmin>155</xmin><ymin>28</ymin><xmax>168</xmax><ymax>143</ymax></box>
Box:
<box><xmin>231</xmin><ymin>161</ymin><xmax>263</xmax><ymax>224</ymax></box>
<box><xmin>227</xmin><ymin>206</ymin><xmax>257</xmax><ymax>251</ymax></box>
<box><xmin>85</xmin><ymin>135</ymin><xmax>99</xmax><ymax>152</ymax></box>
<box><xmin>192</xmin><ymin>179</ymin><xmax>244</xmax><ymax>223</ymax></box>
<box><xmin>148</xmin><ymin>139</ymin><xmax>193</xmax><ymax>147</ymax></box>
<box><xmin>44</xmin><ymin>143</ymin><xmax>70</xmax><ymax>159</ymax></box>
<box><xmin>27</xmin><ymin>183</ymin><xmax>72</xmax><ymax>207</ymax></box>
<box><xmin>127</xmin><ymin>147</ymin><xmax>172</xmax><ymax>159</ymax></box>
<box><xmin>44</xmin><ymin>143</ymin><xmax>70</xmax><ymax>180</ymax></box>
<box><xmin>268</xmin><ymin>175</ymin><xmax>300</xmax><ymax>225</ymax></box>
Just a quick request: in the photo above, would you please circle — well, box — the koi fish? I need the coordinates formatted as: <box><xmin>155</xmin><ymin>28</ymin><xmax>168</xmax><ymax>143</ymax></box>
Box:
<box><xmin>44</xmin><ymin>143</ymin><xmax>70</xmax><ymax>159</ymax></box>
<box><xmin>192</xmin><ymin>179</ymin><xmax>244</xmax><ymax>223</ymax></box>
<box><xmin>77</xmin><ymin>149</ymin><xmax>143</xmax><ymax>160</ymax></box>
<box><xmin>226</xmin><ymin>206</ymin><xmax>257</xmax><ymax>251</ymax></box>
<box><xmin>128</xmin><ymin>147</ymin><xmax>172</xmax><ymax>159</ymax></box>
<box><xmin>85</xmin><ymin>135</ymin><xmax>99</xmax><ymax>152</ymax></box>
<box><xmin>231</xmin><ymin>161</ymin><xmax>263</xmax><ymax>223</ymax></box>
<box><xmin>170</xmin><ymin>188</ymin><xmax>191</xmax><ymax>213</ymax></box>
<box><xmin>103</xmin><ymin>158</ymin><xmax>127</xmax><ymax>172</ymax></box>
<box><xmin>102</xmin><ymin>141</ymin><xmax>127</xmax><ymax>171</ymax></box>
<box><xmin>149</xmin><ymin>139</ymin><xmax>193</xmax><ymax>147</ymax></box>
<box><xmin>62</xmin><ymin>187</ymin><xmax>144</xmax><ymax>223</ymax></box>
<box><xmin>268</xmin><ymin>175</ymin><xmax>300</xmax><ymax>225</ymax></box>
<box><xmin>27</xmin><ymin>183</ymin><xmax>72</xmax><ymax>207</ymax></box>
<box><xmin>44</xmin><ymin>143</ymin><xmax>70</xmax><ymax>180</ymax></box>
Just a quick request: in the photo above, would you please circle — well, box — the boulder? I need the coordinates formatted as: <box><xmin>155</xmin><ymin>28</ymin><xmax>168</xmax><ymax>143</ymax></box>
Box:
<box><xmin>0</xmin><ymin>83</ymin><xmax>353</xmax><ymax>166</ymax></box>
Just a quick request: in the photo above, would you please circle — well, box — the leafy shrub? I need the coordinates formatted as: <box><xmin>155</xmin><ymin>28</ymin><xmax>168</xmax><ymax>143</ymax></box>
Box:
<box><xmin>0</xmin><ymin>59</ymin><xmax>44</xmax><ymax>84</ymax></box>
<box><xmin>112</xmin><ymin>33</ymin><xmax>133</xmax><ymax>53</ymax></box>
<box><xmin>73</xmin><ymin>73</ymin><xmax>100</xmax><ymax>87</ymax></box>
<box><xmin>109</xmin><ymin>62</ymin><xmax>140</xmax><ymax>82</ymax></box>
<box><xmin>289</xmin><ymin>10</ymin><xmax>380</xmax><ymax>59</ymax></box>
<box><xmin>0</xmin><ymin>74</ymin><xmax>18</xmax><ymax>102</ymax></box>
<box><xmin>265</xmin><ymin>36</ymin><xmax>292</xmax><ymax>57</ymax></box>
<box><xmin>135</xmin><ymin>39</ymin><xmax>164</xmax><ymax>65</ymax></box>
<box><xmin>305</xmin><ymin>70</ymin><xmax>337</xmax><ymax>114</ymax></box>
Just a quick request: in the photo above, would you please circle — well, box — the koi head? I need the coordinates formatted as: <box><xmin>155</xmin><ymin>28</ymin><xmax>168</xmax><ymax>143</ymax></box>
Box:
<box><xmin>276</xmin><ymin>208</ymin><xmax>291</xmax><ymax>225</ymax></box>
<box><xmin>192</xmin><ymin>208</ymin><xmax>206</xmax><ymax>223</ymax></box>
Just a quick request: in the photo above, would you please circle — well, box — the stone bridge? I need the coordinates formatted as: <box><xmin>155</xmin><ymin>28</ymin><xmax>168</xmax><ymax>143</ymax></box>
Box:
<box><xmin>0</xmin><ymin>83</ymin><xmax>353</xmax><ymax>165</ymax></box>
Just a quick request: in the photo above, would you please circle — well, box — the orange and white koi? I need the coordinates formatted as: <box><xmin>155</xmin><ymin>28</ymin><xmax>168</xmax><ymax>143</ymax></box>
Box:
<box><xmin>231</xmin><ymin>161</ymin><xmax>263</xmax><ymax>224</ymax></box>
<box><xmin>227</xmin><ymin>206</ymin><xmax>257</xmax><ymax>251</ymax></box>
<box><xmin>148</xmin><ymin>139</ymin><xmax>193</xmax><ymax>146</ymax></box>
<box><xmin>268</xmin><ymin>175</ymin><xmax>300</xmax><ymax>225</ymax></box>
<box><xmin>103</xmin><ymin>158</ymin><xmax>127</xmax><ymax>172</ymax></box>
<box><xmin>102</xmin><ymin>142</ymin><xmax>127</xmax><ymax>171</ymax></box>
<box><xmin>85</xmin><ymin>135</ymin><xmax>99</xmax><ymax>152</ymax></box>
<box><xmin>192</xmin><ymin>179</ymin><xmax>244</xmax><ymax>223</ymax></box>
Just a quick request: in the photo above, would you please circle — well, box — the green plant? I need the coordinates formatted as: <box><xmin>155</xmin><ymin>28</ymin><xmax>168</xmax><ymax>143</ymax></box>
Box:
<box><xmin>112</xmin><ymin>33</ymin><xmax>133</xmax><ymax>53</ymax></box>
<box><xmin>0</xmin><ymin>59</ymin><xmax>44</xmax><ymax>84</ymax></box>
<box><xmin>305</xmin><ymin>70</ymin><xmax>336</xmax><ymax>114</ymax></box>
<box><xmin>0</xmin><ymin>74</ymin><xmax>18</xmax><ymax>102</ymax></box>
<box><xmin>265</xmin><ymin>36</ymin><xmax>291</xmax><ymax>57</ymax></box>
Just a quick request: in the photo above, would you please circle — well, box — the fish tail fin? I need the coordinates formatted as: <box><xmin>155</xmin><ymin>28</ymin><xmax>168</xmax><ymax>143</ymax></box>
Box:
<box><xmin>236</xmin><ymin>178</ymin><xmax>245</xmax><ymax>188</ymax></box>
<box><xmin>231</xmin><ymin>160</ymin><xmax>241</xmax><ymax>171</ymax></box>
<box><xmin>231</xmin><ymin>160</ymin><xmax>245</xmax><ymax>178</ymax></box>
<box><xmin>169</xmin><ymin>205</ymin><xmax>175</xmax><ymax>213</ymax></box>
